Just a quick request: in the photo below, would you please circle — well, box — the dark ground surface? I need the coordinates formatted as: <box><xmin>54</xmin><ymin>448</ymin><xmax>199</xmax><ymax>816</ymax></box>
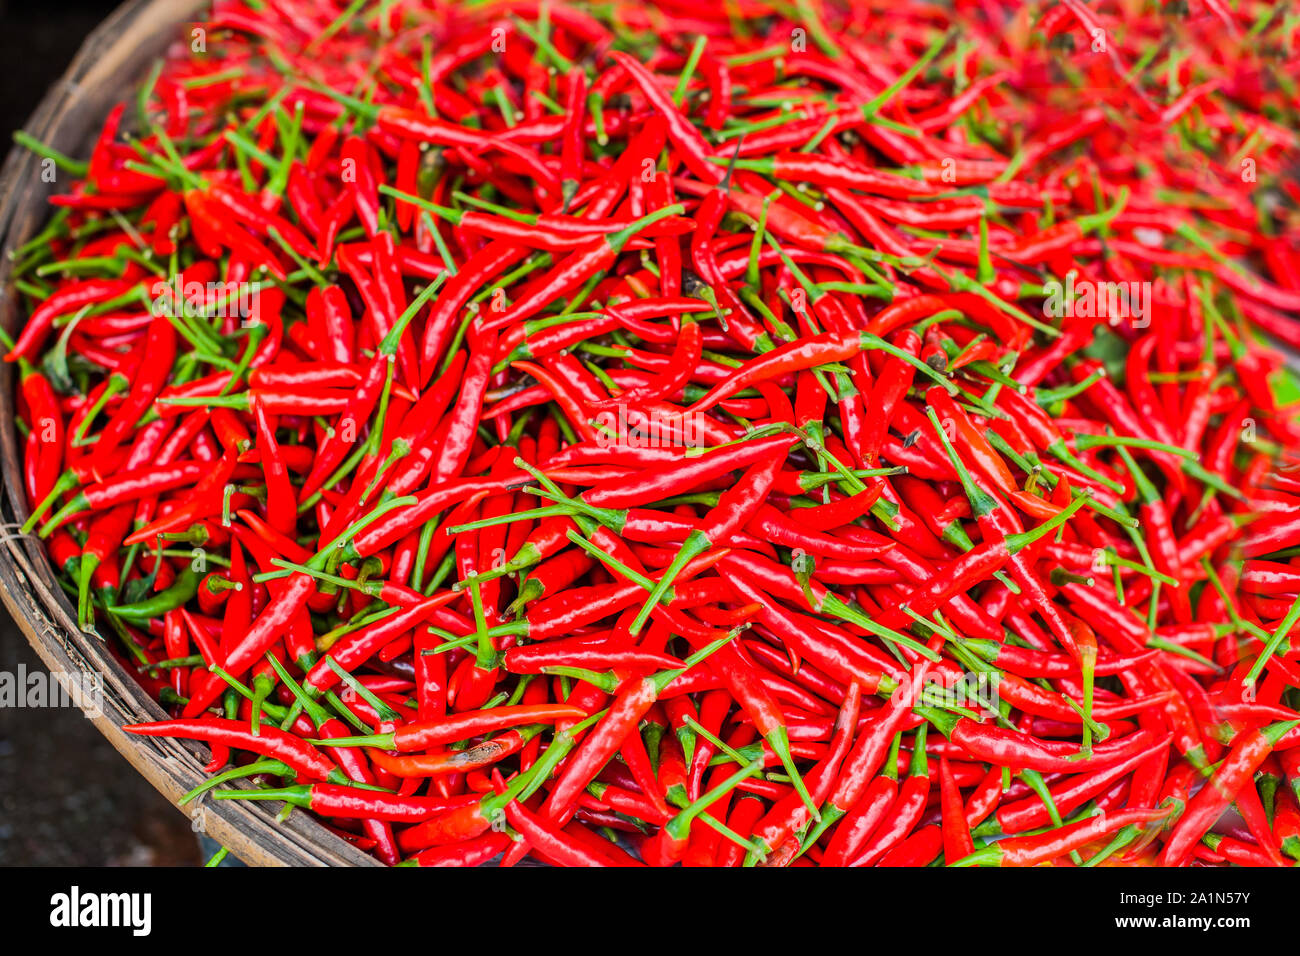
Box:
<box><xmin>0</xmin><ymin>0</ymin><xmax>200</xmax><ymax>866</ymax></box>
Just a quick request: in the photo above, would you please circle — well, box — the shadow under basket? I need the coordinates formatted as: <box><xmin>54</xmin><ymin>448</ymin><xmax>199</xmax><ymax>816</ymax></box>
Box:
<box><xmin>0</xmin><ymin>0</ymin><xmax>377</xmax><ymax>867</ymax></box>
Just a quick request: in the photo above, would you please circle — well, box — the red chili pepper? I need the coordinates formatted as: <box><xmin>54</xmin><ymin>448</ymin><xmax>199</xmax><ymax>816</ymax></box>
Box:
<box><xmin>8</xmin><ymin>278</ymin><xmax>136</xmax><ymax>361</ymax></box>
<box><xmin>316</xmin><ymin>703</ymin><xmax>588</xmax><ymax>753</ymax></box>
<box><xmin>938</xmin><ymin>756</ymin><xmax>974</xmax><ymax>863</ymax></box>
<box><xmin>124</xmin><ymin>718</ymin><xmax>348</xmax><ymax>783</ymax></box>
<box><xmin>956</xmin><ymin>807</ymin><xmax>1171</xmax><ymax>867</ymax></box>
<box><xmin>1160</xmin><ymin>720</ymin><xmax>1299</xmax><ymax>866</ymax></box>
<box><xmin>477</xmin><ymin>206</ymin><xmax>685</xmax><ymax>335</ymax></box>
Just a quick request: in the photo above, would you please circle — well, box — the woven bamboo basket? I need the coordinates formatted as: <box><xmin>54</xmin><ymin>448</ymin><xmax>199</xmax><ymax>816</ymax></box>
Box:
<box><xmin>0</xmin><ymin>0</ymin><xmax>377</xmax><ymax>866</ymax></box>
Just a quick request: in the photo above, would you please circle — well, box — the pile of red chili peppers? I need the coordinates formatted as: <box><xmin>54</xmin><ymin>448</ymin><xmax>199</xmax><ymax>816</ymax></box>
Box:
<box><xmin>7</xmin><ymin>0</ymin><xmax>1300</xmax><ymax>866</ymax></box>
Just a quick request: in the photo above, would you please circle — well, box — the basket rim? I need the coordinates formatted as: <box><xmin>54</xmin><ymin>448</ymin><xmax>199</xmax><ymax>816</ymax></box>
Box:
<box><xmin>0</xmin><ymin>0</ymin><xmax>378</xmax><ymax>867</ymax></box>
